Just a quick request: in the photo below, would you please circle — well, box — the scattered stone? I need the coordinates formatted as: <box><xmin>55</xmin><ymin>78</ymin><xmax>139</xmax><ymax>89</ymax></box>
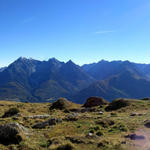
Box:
<box><xmin>56</xmin><ymin>143</ymin><xmax>74</xmax><ymax>150</ymax></box>
<box><xmin>83</xmin><ymin>97</ymin><xmax>109</xmax><ymax>108</ymax></box>
<box><xmin>110</xmin><ymin>112</ymin><xmax>117</xmax><ymax>116</ymax></box>
<box><xmin>64</xmin><ymin>113</ymin><xmax>79</xmax><ymax>121</ymax></box>
<box><xmin>66</xmin><ymin>136</ymin><xmax>85</xmax><ymax>144</ymax></box>
<box><xmin>138</xmin><ymin>113</ymin><xmax>145</xmax><ymax>116</ymax></box>
<box><xmin>32</xmin><ymin>118</ymin><xmax>62</xmax><ymax>129</ymax></box>
<box><xmin>32</xmin><ymin>121</ymin><xmax>49</xmax><ymax>129</ymax></box>
<box><xmin>88</xmin><ymin>132</ymin><xmax>93</xmax><ymax>136</ymax></box>
<box><xmin>130</xmin><ymin>112</ymin><xmax>137</xmax><ymax>116</ymax></box>
<box><xmin>68</xmin><ymin>113</ymin><xmax>79</xmax><ymax>117</ymax></box>
<box><xmin>121</xmin><ymin>141</ymin><xmax>126</xmax><ymax>144</ymax></box>
<box><xmin>96</xmin><ymin>119</ymin><xmax>115</xmax><ymax>128</ymax></box>
<box><xmin>125</xmin><ymin>134</ymin><xmax>145</xmax><ymax>140</ymax></box>
<box><xmin>64</xmin><ymin>109</ymin><xmax>70</xmax><ymax>113</ymax></box>
<box><xmin>97</xmin><ymin>140</ymin><xmax>110</xmax><ymax>148</ymax></box>
<box><xmin>50</xmin><ymin>98</ymin><xmax>73</xmax><ymax>110</ymax></box>
<box><xmin>23</xmin><ymin>114</ymin><xmax>50</xmax><ymax>120</ymax></box>
<box><xmin>2</xmin><ymin>108</ymin><xmax>20</xmax><ymax>118</ymax></box>
<box><xmin>98</xmin><ymin>111</ymin><xmax>104</xmax><ymax>115</ymax></box>
<box><xmin>144</xmin><ymin>121</ymin><xmax>150</xmax><ymax>128</ymax></box>
<box><xmin>69</xmin><ymin>108</ymin><xmax>81</xmax><ymax>113</ymax></box>
<box><xmin>96</xmin><ymin>131</ymin><xmax>103</xmax><ymax>136</ymax></box>
<box><xmin>51</xmin><ymin>138</ymin><xmax>61</xmax><ymax>145</ymax></box>
<box><xmin>86</xmin><ymin>132</ymin><xmax>97</xmax><ymax>139</ymax></box>
<box><xmin>0</xmin><ymin>123</ymin><xmax>23</xmax><ymax>145</ymax></box>
<box><xmin>81</xmin><ymin>108</ymin><xmax>97</xmax><ymax>113</ymax></box>
<box><xmin>15</xmin><ymin>113</ymin><xmax>22</xmax><ymax>117</ymax></box>
<box><xmin>8</xmin><ymin>122</ymin><xmax>30</xmax><ymax>135</ymax></box>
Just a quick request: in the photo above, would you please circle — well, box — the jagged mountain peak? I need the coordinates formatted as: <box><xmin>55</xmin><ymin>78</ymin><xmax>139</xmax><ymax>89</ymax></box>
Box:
<box><xmin>48</xmin><ymin>57</ymin><xmax>60</xmax><ymax>63</ymax></box>
<box><xmin>1</xmin><ymin>58</ymin><xmax>150</xmax><ymax>103</ymax></box>
<box><xmin>66</xmin><ymin>59</ymin><xmax>75</xmax><ymax>65</ymax></box>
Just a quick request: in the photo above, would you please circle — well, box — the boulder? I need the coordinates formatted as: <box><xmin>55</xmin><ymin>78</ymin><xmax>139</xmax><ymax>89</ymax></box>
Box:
<box><xmin>0</xmin><ymin>123</ymin><xmax>23</xmax><ymax>145</ymax></box>
<box><xmin>50</xmin><ymin>98</ymin><xmax>72</xmax><ymax>110</ymax></box>
<box><xmin>2</xmin><ymin>108</ymin><xmax>20</xmax><ymax>118</ymax></box>
<box><xmin>32</xmin><ymin>121</ymin><xmax>49</xmax><ymax>129</ymax></box>
<box><xmin>83</xmin><ymin>97</ymin><xmax>109</xmax><ymax>108</ymax></box>
<box><xmin>105</xmin><ymin>98</ymin><xmax>131</xmax><ymax>111</ymax></box>
<box><xmin>144</xmin><ymin>121</ymin><xmax>150</xmax><ymax>128</ymax></box>
<box><xmin>64</xmin><ymin>113</ymin><xmax>79</xmax><ymax>121</ymax></box>
<box><xmin>125</xmin><ymin>134</ymin><xmax>145</xmax><ymax>140</ymax></box>
<box><xmin>8</xmin><ymin>122</ymin><xmax>30</xmax><ymax>135</ymax></box>
<box><xmin>32</xmin><ymin>118</ymin><xmax>62</xmax><ymax>129</ymax></box>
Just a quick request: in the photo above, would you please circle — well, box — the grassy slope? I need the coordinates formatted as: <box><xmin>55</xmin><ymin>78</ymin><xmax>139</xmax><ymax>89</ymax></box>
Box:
<box><xmin>0</xmin><ymin>100</ymin><xmax>150</xmax><ymax>150</ymax></box>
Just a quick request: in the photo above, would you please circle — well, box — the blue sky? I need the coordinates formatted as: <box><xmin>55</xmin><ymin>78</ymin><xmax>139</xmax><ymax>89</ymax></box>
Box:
<box><xmin>0</xmin><ymin>0</ymin><xmax>150</xmax><ymax>66</ymax></box>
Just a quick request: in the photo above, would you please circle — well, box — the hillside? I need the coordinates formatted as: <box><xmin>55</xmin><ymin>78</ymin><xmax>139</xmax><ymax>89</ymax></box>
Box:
<box><xmin>0</xmin><ymin>98</ymin><xmax>150</xmax><ymax>150</ymax></box>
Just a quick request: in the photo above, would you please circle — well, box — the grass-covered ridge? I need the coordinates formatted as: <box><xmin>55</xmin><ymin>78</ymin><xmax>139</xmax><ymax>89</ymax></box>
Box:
<box><xmin>0</xmin><ymin>98</ymin><xmax>150</xmax><ymax>150</ymax></box>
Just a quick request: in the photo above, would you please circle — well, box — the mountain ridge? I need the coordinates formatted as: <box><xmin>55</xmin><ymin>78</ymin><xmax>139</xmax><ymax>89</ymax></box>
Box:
<box><xmin>1</xmin><ymin>57</ymin><xmax>150</xmax><ymax>103</ymax></box>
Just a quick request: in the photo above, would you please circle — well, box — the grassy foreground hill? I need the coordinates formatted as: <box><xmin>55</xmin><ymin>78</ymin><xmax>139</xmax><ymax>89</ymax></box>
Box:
<box><xmin>0</xmin><ymin>98</ymin><xmax>150</xmax><ymax>150</ymax></box>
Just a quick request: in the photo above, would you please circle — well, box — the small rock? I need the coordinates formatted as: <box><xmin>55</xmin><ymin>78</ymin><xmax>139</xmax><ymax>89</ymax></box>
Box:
<box><xmin>64</xmin><ymin>109</ymin><xmax>70</xmax><ymax>113</ymax></box>
<box><xmin>96</xmin><ymin>131</ymin><xmax>103</xmax><ymax>136</ymax></box>
<box><xmin>130</xmin><ymin>112</ymin><xmax>137</xmax><ymax>116</ymax></box>
<box><xmin>125</xmin><ymin>134</ymin><xmax>145</xmax><ymax>140</ymax></box>
<box><xmin>24</xmin><ymin>114</ymin><xmax>50</xmax><ymax>120</ymax></box>
<box><xmin>32</xmin><ymin>118</ymin><xmax>62</xmax><ymax>129</ymax></box>
<box><xmin>64</xmin><ymin>113</ymin><xmax>79</xmax><ymax>121</ymax></box>
<box><xmin>121</xmin><ymin>141</ymin><xmax>126</xmax><ymax>144</ymax></box>
<box><xmin>98</xmin><ymin>111</ymin><xmax>104</xmax><ymax>115</ymax></box>
<box><xmin>69</xmin><ymin>108</ymin><xmax>81</xmax><ymax>113</ymax></box>
<box><xmin>144</xmin><ymin>121</ymin><xmax>150</xmax><ymax>128</ymax></box>
<box><xmin>81</xmin><ymin>108</ymin><xmax>97</xmax><ymax>113</ymax></box>
<box><xmin>66</xmin><ymin>136</ymin><xmax>85</xmax><ymax>144</ymax></box>
<box><xmin>32</xmin><ymin>121</ymin><xmax>49</xmax><ymax>129</ymax></box>
<box><xmin>88</xmin><ymin>132</ymin><xmax>93</xmax><ymax>136</ymax></box>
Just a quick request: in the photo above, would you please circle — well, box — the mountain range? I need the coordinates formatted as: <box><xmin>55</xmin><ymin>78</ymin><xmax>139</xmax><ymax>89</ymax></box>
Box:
<box><xmin>0</xmin><ymin>57</ymin><xmax>150</xmax><ymax>103</ymax></box>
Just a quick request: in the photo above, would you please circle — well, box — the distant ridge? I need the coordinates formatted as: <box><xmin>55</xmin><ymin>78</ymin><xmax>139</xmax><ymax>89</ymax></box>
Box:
<box><xmin>0</xmin><ymin>57</ymin><xmax>150</xmax><ymax>103</ymax></box>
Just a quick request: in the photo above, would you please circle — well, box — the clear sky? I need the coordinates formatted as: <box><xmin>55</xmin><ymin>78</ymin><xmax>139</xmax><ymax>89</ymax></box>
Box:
<box><xmin>0</xmin><ymin>0</ymin><xmax>150</xmax><ymax>67</ymax></box>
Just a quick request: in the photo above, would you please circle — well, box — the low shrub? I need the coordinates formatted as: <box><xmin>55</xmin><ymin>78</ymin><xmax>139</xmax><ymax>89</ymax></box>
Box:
<box><xmin>105</xmin><ymin>99</ymin><xmax>130</xmax><ymax>111</ymax></box>
<box><xmin>2</xmin><ymin>108</ymin><xmax>20</xmax><ymax>118</ymax></box>
<box><xmin>56</xmin><ymin>143</ymin><xmax>74</xmax><ymax>150</ymax></box>
<box><xmin>96</xmin><ymin>119</ymin><xmax>115</xmax><ymax>128</ymax></box>
<box><xmin>109</xmin><ymin>122</ymin><xmax>128</xmax><ymax>133</ymax></box>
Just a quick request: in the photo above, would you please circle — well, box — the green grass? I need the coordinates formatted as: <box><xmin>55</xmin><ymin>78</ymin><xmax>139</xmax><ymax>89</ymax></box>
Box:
<box><xmin>0</xmin><ymin>99</ymin><xmax>150</xmax><ymax>149</ymax></box>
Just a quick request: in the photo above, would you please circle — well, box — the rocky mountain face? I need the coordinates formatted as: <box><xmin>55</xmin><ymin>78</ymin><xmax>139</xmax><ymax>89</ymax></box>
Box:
<box><xmin>0</xmin><ymin>57</ymin><xmax>94</xmax><ymax>102</ymax></box>
<box><xmin>1</xmin><ymin>58</ymin><xmax>150</xmax><ymax>103</ymax></box>
<box><xmin>73</xmin><ymin>60</ymin><xmax>150</xmax><ymax>103</ymax></box>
